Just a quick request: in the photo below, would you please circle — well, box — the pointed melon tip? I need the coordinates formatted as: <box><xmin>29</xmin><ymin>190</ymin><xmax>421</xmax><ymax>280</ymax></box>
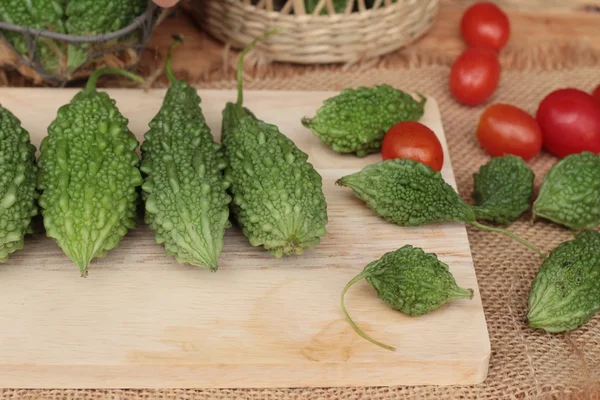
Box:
<box><xmin>525</xmin><ymin>308</ymin><xmax>546</xmax><ymax>330</ymax></box>
<box><xmin>466</xmin><ymin>288</ymin><xmax>475</xmax><ymax>300</ymax></box>
<box><xmin>201</xmin><ymin>253</ymin><xmax>220</xmax><ymax>273</ymax></box>
<box><xmin>208</xmin><ymin>264</ymin><xmax>219</xmax><ymax>273</ymax></box>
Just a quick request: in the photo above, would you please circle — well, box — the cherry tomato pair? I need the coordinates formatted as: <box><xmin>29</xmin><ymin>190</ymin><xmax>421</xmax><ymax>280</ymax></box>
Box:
<box><xmin>450</xmin><ymin>2</ymin><xmax>510</xmax><ymax>106</ymax></box>
<box><xmin>477</xmin><ymin>88</ymin><xmax>600</xmax><ymax>160</ymax></box>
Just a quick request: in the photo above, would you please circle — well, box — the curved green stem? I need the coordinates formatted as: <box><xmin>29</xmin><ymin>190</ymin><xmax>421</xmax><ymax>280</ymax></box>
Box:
<box><xmin>84</xmin><ymin>67</ymin><xmax>144</xmax><ymax>95</ymax></box>
<box><xmin>470</xmin><ymin>221</ymin><xmax>546</xmax><ymax>258</ymax></box>
<box><xmin>166</xmin><ymin>35</ymin><xmax>184</xmax><ymax>84</ymax></box>
<box><xmin>236</xmin><ymin>27</ymin><xmax>280</xmax><ymax>106</ymax></box>
<box><xmin>341</xmin><ymin>271</ymin><xmax>396</xmax><ymax>352</ymax></box>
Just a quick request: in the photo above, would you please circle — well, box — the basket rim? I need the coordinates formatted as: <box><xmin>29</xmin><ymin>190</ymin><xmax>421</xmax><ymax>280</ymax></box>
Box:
<box><xmin>209</xmin><ymin>0</ymin><xmax>437</xmax><ymax>21</ymax></box>
<box><xmin>0</xmin><ymin>2</ymin><xmax>158</xmax><ymax>43</ymax></box>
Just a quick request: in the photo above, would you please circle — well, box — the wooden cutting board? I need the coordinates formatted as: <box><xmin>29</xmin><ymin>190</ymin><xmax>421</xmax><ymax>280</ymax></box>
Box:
<box><xmin>0</xmin><ymin>89</ymin><xmax>490</xmax><ymax>389</ymax></box>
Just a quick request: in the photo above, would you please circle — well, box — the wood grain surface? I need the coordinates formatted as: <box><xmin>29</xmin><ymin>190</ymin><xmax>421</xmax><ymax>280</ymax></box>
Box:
<box><xmin>1</xmin><ymin>0</ymin><xmax>598</xmax><ymax>86</ymax></box>
<box><xmin>139</xmin><ymin>0</ymin><xmax>600</xmax><ymax>83</ymax></box>
<box><xmin>0</xmin><ymin>88</ymin><xmax>489</xmax><ymax>388</ymax></box>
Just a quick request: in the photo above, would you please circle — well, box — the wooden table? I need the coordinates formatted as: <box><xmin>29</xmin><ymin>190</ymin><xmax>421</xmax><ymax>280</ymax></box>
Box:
<box><xmin>1</xmin><ymin>0</ymin><xmax>599</xmax><ymax>86</ymax></box>
<box><xmin>142</xmin><ymin>0</ymin><xmax>600</xmax><ymax>85</ymax></box>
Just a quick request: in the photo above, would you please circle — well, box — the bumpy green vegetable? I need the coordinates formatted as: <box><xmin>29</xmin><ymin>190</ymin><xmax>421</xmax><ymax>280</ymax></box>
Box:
<box><xmin>338</xmin><ymin>159</ymin><xmax>545</xmax><ymax>257</ymax></box>
<box><xmin>302</xmin><ymin>85</ymin><xmax>426</xmax><ymax>157</ymax></box>
<box><xmin>65</xmin><ymin>0</ymin><xmax>145</xmax><ymax>34</ymax></box>
<box><xmin>140</xmin><ymin>38</ymin><xmax>231</xmax><ymax>270</ymax></box>
<box><xmin>341</xmin><ymin>245</ymin><xmax>474</xmax><ymax>351</ymax></box>
<box><xmin>365</xmin><ymin>0</ymin><xmax>399</xmax><ymax>6</ymax></box>
<box><xmin>472</xmin><ymin>155</ymin><xmax>534</xmax><ymax>224</ymax></box>
<box><xmin>0</xmin><ymin>0</ymin><xmax>146</xmax><ymax>74</ymax></box>
<box><xmin>65</xmin><ymin>0</ymin><xmax>146</xmax><ymax>71</ymax></box>
<box><xmin>305</xmin><ymin>0</ymin><xmax>347</xmax><ymax>14</ymax></box>
<box><xmin>527</xmin><ymin>230</ymin><xmax>600</xmax><ymax>333</ymax></box>
<box><xmin>221</xmin><ymin>30</ymin><xmax>328</xmax><ymax>257</ymax></box>
<box><xmin>0</xmin><ymin>0</ymin><xmax>66</xmax><ymax>74</ymax></box>
<box><xmin>339</xmin><ymin>159</ymin><xmax>475</xmax><ymax>225</ymax></box>
<box><xmin>533</xmin><ymin>152</ymin><xmax>600</xmax><ymax>230</ymax></box>
<box><xmin>37</xmin><ymin>67</ymin><xmax>144</xmax><ymax>276</ymax></box>
<box><xmin>0</xmin><ymin>104</ymin><xmax>38</xmax><ymax>262</ymax></box>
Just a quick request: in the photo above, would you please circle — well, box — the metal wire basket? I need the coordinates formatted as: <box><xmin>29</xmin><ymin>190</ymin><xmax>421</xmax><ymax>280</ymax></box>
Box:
<box><xmin>0</xmin><ymin>1</ymin><xmax>160</xmax><ymax>86</ymax></box>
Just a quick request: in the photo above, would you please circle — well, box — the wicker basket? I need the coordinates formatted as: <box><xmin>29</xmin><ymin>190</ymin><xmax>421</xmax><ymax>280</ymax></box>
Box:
<box><xmin>0</xmin><ymin>1</ymin><xmax>161</xmax><ymax>86</ymax></box>
<box><xmin>193</xmin><ymin>0</ymin><xmax>438</xmax><ymax>65</ymax></box>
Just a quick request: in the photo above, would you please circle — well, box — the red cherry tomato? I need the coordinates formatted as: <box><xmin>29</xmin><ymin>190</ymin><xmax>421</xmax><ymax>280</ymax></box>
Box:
<box><xmin>593</xmin><ymin>85</ymin><xmax>600</xmax><ymax>101</ymax></box>
<box><xmin>477</xmin><ymin>104</ymin><xmax>542</xmax><ymax>161</ymax></box>
<box><xmin>460</xmin><ymin>2</ymin><xmax>510</xmax><ymax>52</ymax></box>
<box><xmin>450</xmin><ymin>48</ymin><xmax>501</xmax><ymax>106</ymax></box>
<box><xmin>381</xmin><ymin>121</ymin><xmax>444</xmax><ymax>171</ymax></box>
<box><xmin>536</xmin><ymin>88</ymin><xmax>600</xmax><ymax>158</ymax></box>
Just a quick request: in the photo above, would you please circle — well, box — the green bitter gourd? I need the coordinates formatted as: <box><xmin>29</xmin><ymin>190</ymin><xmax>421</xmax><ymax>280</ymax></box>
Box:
<box><xmin>337</xmin><ymin>159</ymin><xmax>545</xmax><ymax>257</ymax></box>
<box><xmin>221</xmin><ymin>29</ymin><xmax>328</xmax><ymax>257</ymax></box>
<box><xmin>305</xmin><ymin>0</ymin><xmax>348</xmax><ymax>14</ymax></box>
<box><xmin>0</xmin><ymin>104</ymin><xmax>39</xmax><ymax>262</ymax></box>
<box><xmin>140</xmin><ymin>37</ymin><xmax>231</xmax><ymax>270</ymax></box>
<box><xmin>341</xmin><ymin>245</ymin><xmax>474</xmax><ymax>351</ymax></box>
<box><xmin>65</xmin><ymin>0</ymin><xmax>147</xmax><ymax>72</ymax></box>
<box><xmin>37</xmin><ymin>67</ymin><xmax>144</xmax><ymax>276</ymax></box>
<box><xmin>302</xmin><ymin>85</ymin><xmax>426</xmax><ymax>157</ymax></box>
<box><xmin>533</xmin><ymin>151</ymin><xmax>600</xmax><ymax>230</ymax></box>
<box><xmin>472</xmin><ymin>155</ymin><xmax>534</xmax><ymax>225</ymax></box>
<box><xmin>0</xmin><ymin>0</ymin><xmax>67</xmax><ymax>74</ymax></box>
<box><xmin>527</xmin><ymin>230</ymin><xmax>600</xmax><ymax>333</ymax></box>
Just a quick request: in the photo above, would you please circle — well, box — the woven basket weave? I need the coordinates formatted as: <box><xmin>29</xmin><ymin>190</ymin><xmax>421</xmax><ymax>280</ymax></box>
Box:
<box><xmin>193</xmin><ymin>0</ymin><xmax>439</xmax><ymax>65</ymax></box>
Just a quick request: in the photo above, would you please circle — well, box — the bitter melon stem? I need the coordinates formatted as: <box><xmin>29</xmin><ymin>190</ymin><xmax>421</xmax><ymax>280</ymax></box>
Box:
<box><xmin>470</xmin><ymin>221</ymin><xmax>546</xmax><ymax>258</ymax></box>
<box><xmin>236</xmin><ymin>27</ymin><xmax>280</xmax><ymax>107</ymax></box>
<box><xmin>341</xmin><ymin>271</ymin><xmax>396</xmax><ymax>352</ymax></box>
<box><xmin>166</xmin><ymin>35</ymin><xmax>184</xmax><ymax>84</ymax></box>
<box><xmin>84</xmin><ymin>67</ymin><xmax>145</xmax><ymax>95</ymax></box>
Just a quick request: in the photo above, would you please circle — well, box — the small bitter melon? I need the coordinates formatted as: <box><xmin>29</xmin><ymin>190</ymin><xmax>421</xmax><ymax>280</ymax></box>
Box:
<box><xmin>37</xmin><ymin>67</ymin><xmax>144</xmax><ymax>276</ymax></box>
<box><xmin>221</xmin><ymin>30</ymin><xmax>328</xmax><ymax>257</ymax></box>
<box><xmin>141</xmin><ymin>37</ymin><xmax>231</xmax><ymax>270</ymax></box>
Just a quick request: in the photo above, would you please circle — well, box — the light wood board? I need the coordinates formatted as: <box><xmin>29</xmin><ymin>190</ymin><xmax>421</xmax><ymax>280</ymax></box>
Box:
<box><xmin>0</xmin><ymin>89</ymin><xmax>490</xmax><ymax>389</ymax></box>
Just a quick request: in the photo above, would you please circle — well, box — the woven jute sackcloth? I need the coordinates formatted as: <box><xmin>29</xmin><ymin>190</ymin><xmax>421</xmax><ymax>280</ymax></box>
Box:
<box><xmin>2</xmin><ymin>66</ymin><xmax>600</xmax><ymax>400</ymax></box>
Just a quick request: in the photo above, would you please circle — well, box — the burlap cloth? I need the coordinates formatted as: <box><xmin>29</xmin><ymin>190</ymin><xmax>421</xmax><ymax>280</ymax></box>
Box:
<box><xmin>1</xmin><ymin>66</ymin><xmax>599</xmax><ymax>399</ymax></box>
